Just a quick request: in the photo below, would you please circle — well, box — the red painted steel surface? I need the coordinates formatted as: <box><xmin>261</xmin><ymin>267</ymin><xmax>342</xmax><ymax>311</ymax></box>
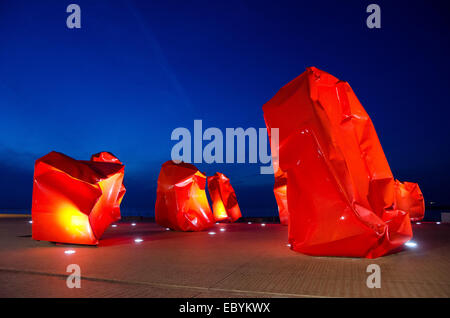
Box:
<box><xmin>263</xmin><ymin>67</ymin><xmax>424</xmax><ymax>258</ymax></box>
<box><xmin>155</xmin><ymin>161</ymin><xmax>214</xmax><ymax>231</ymax></box>
<box><xmin>207</xmin><ymin>172</ymin><xmax>242</xmax><ymax>223</ymax></box>
<box><xmin>32</xmin><ymin>151</ymin><xmax>125</xmax><ymax>245</ymax></box>
<box><xmin>395</xmin><ymin>181</ymin><xmax>425</xmax><ymax>222</ymax></box>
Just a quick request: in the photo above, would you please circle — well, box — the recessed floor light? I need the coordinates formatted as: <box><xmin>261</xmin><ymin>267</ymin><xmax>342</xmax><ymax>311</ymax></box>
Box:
<box><xmin>28</xmin><ymin>220</ymin><xmax>33</xmax><ymax>224</ymax></box>
<box><xmin>220</xmin><ymin>228</ymin><xmax>225</xmax><ymax>232</ymax></box>
<box><xmin>248</xmin><ymin>222</ymin><xmax>252</xmax><ymax>224</ymax></box>
<box><xmin>134</xmin><ymin>238</ymin><xmax>143</xmax><ymax>243</ymax></box>
<box><xmin>261</xmin><ymin>223</ymin><xmax>266</xmax><ymax>227</ymax></box>
<box><xmin>208</xmin><ymin>232</ymin><xmax>216</xmax><ymax>235</ymax></box>
<box><xmin>416</xmin><ymin>222</ymin><xmax>421</xmax><ymax>225</ymax></box>
<box><xmin>64</xmin><ymin>250</ymin><xmax>76</xmax><ymax>255</ymax></box>
<box><xmin>405</xmin><ymin>241</ymin><xmax>417</xmax><ymax>248</ymax></box>
<box><xmin>436</xmin><ymin>222</ymin><xmax>441</xmax><ymax>225</ymax></box>
<box><xmin>111</xmin><ymin>224</ymin><xmax>117</xmax><ymax>228</ymax></box>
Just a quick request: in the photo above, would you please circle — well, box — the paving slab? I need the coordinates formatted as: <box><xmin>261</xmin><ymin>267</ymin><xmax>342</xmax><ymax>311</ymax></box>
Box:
<box><xmin>0</xmin><ymin>218</ymin><xmax>448</xmax><ymax>297</ymax></box>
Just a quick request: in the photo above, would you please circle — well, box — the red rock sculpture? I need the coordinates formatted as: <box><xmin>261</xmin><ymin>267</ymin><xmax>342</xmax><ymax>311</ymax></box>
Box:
<box><xmin>155</xmin><ymin>161</ymin><xmax>214</xmax><ymax>231</ymax></box>
<box><xmin>32</xmin><ymin>151</ymin><xmax>125</xmax><ymax>245</ymax></box>
<box><xmin>207</xmin><ymin>172</ymin><xmax>242</xmax><ymax>222</ymax></box>
<box><xmin>395</xmin><ymin>181</ymin><xmax>425</xmax><ymax>222</ymax></box>
<box><xmin>263</xmin><ymin>67</ymin><xmax>423</xmax><ymax>258</ymax></box>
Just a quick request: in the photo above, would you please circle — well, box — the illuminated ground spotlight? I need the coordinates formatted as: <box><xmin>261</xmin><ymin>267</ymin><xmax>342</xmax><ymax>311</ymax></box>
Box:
<box><xmin>111</xmin><ymin>224</ymin><xmax>118</xmax><ymax>228</ymax></box>
<box><xmin>131</xmin><ymin>223</ymin><xmax>136</xmax><ymax>226</ymax></box>
<box><xmin>208</xmin><ymin>232</ymin><xmax>216</xmax><ymax>235</ymax></box>
<box><xmin>220</xmin><ymin>228</ymin><xmax>226</xmax><ymax>232</ymax></box>
<box><xmin>28</xmin><ymin>220</ymin><xmax>33</xmax><ymax>224</ymax></box>
<box><xmin>248</xmin><ymin>222</ymin><xmax>252</xmax><ymax>224</ymax></box>
<box><xmin>64</xmin><ymin>250</ymin><xmax>76</xmax><ymax>255</ymax></box>
<box><xmin>416</xmin><ymin>222</ymin><xmax>421</xmax><ymax>225</ymax></box>
<box><xmin>436</xmin><ymin>222</ymin><xmax>441</xmax><ymax>224</ymax></box>
<box><xmin>261</xmin><ymin>223</ymin><xmax>266</xmax><ymax>227</ymax></box>
<box><xmin>405</xmin><ymin>241</ymin><xmax>418</xmax><ymax>248</ymax></box>
<box><xmin>134</xmin><ymin>238</ymin><xmax>143</xmax><ymax>243</ymax></box>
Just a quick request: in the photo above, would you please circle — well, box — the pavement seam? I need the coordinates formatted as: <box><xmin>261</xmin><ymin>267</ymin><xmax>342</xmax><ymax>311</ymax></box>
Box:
<box><xmin>0</xmin><ymin>267</ymin><xmax>329</xmax><ymax>298</ymax></box>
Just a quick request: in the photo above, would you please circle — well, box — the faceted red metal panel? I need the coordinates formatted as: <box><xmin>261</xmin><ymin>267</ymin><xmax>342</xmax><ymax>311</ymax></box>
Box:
<box><xmin>155</xmin><ymin>161</ymin><xmax>214</xmax><ymax>231</ymax></box>
<box><xmin>207</xmin><ymin>172</ymin><xmax>242</xmax><ymax>223</ymax></box>
<box><xmin>263</xmin><ymin>67</ymin><xmax>422</xmax><ymax>258</ymax></box>
<box><xmin>32</xmin><ymin>151</ymin><xmax>125</xmax><ymax>245</ymax></box>
<box><xmin>91</xmin><ymin>152</ymin><xmax>126</xmax><ymax>219</ymax></box>
<box><xmin>395</xmin><ymin>181</ymin><xmax>425</xmax><ymax>222</ymax></box>
<box><xmin>91</xmin><ymin>151</ymin><xmax>123</xmax><ymax>164</ymax></box>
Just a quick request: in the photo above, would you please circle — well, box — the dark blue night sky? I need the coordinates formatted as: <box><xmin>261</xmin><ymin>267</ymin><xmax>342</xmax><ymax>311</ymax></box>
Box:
<box><xmin>0</xmin><ymin>0</ymin><xmax>449</xmax><ymax>215</ymax></box>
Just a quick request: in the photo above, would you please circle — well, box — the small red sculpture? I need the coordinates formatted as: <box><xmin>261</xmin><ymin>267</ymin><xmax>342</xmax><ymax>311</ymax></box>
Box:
<box><xmin>266</xmin><ymin>125</ymin><xmax>289</xmax><ymax>225</ymax></box>
<box><xmin>273</xmin><ymin>170</ymin><xmax>288</xmax><ymax>225</ymax></box>
<box><xmin>263</xmin><ymin>67</ymin><xmax>424</xmax><ymax>258</ymax></box>
<box><xmin>155</xmin><ymin>161</ymin><xmax>214</xmax><ymax>231</ymax></box>
<box><xmin>32</xmin><ymin>151</ymin><xmax>125</xmax><ymax>245</ymax></box>
<box><xmin>395</xmin><ymin>181</ymin><xmax>425</xmax><ymax>221</ymax></box>
<box><xmin>207</xmin><ymin>172</ymin><xmax>242</xmax><ymax>222</ymax></box>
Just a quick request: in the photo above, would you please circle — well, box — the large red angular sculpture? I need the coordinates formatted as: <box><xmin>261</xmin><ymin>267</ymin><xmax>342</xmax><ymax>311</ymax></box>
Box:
<box><xmin>207</xmin><ymin>172</ymin><xmax>242</xmax><ymax>222</ymax></box>
<box><xmin>32</xmin><ymin>151</ymin><xmax>125</xmax><ymax>245</ymax></box>
<box><xmin>155</xmin><ymin>161</ymin><xmax>214</xmax><ymax>231</ymax></box>
<box><xmin>263</xmin><ymin>67</ymin><xmax>424</xmax><ymax>258</ymax></box>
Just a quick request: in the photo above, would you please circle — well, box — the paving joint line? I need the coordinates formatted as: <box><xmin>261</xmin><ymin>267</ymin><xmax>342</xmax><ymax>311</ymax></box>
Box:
<box><xmin>0</xmin><ymin>267</ymin><xmax>328</xmax><ymax>298</ymax></box>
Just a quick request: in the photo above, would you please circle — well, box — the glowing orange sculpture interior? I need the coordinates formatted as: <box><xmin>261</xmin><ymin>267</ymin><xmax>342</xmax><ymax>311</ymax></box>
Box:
<box><xmin>155</xmin><ymin>161</ymin><xmax>214</xmax><ymax>231</ymax></box>
<box><xmin>207</xmin><ymin>172</ymin><xmax>242</xmax><ymax>222</ymax></box>
<box><xmin>32</xmin><ymin>151</ymin><xmax>125</xmax><ymax>245</ymax></box>
<box><xmin>263</xmin><ymin>67</ymin><xmax>424</xmax><ymax>258</ymax></box>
